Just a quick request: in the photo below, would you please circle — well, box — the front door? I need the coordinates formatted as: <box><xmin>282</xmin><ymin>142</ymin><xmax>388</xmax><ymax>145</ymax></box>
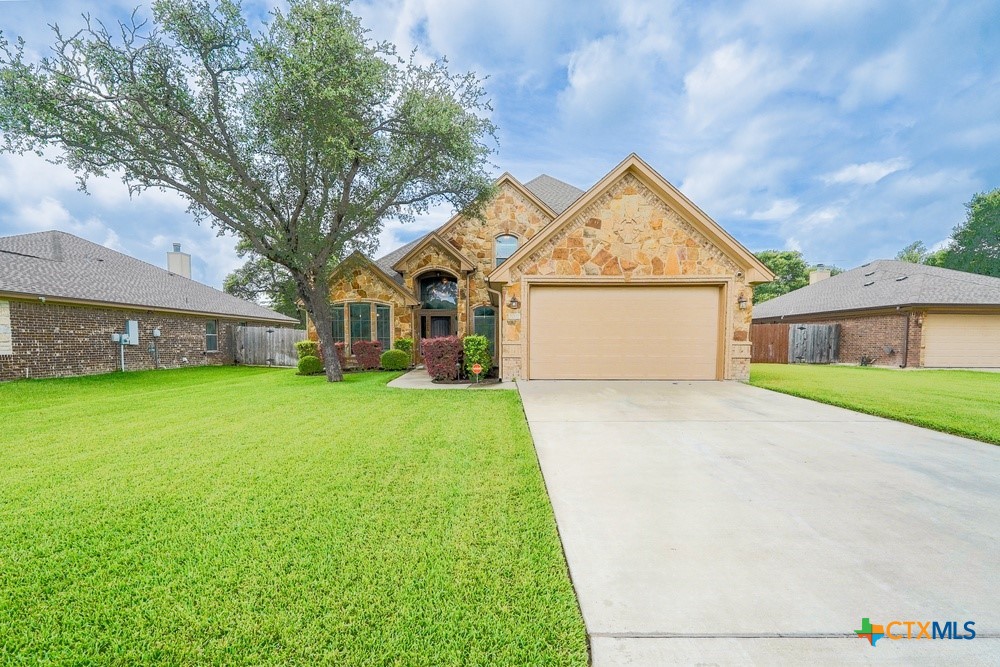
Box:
<box><xmin>430</xmin><ymin>316</ymin><xmax>451</xmax><ymax>338</ymax></box>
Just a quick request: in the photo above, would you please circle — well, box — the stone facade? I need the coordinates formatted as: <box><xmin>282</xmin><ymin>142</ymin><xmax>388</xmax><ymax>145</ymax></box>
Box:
<box><xmin>0</xmin><ymin>298</ymin><xmax>252</xmax><ymax>381</ymax></box>
<box><xmin>316</xmin><ymin>257</ymin><xmax>415</xmax><ymax>346</ymax></box>
<box><xmin>323</xmin><ymin>163</ymin><xmax>766</xmax><ymax>380</ymax></box>
<box><xmin>500</xmin><ymin>173</ymin><xmax>753</xmax><ymax>381</ymax></box>
<box><xmin>323</xmin><ymin>179</ymin><xmax>554</xmax><ymax>347</ymax></box>
<box><xmin>440</xmin><ymin>181</ymin><xmax>554</xmax><ymax>334</ymax></box>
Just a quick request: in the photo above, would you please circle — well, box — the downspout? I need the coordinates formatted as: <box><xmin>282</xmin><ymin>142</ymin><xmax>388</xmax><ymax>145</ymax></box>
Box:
<box><xmin>900</xmin><ymin>309</ymin><xmax>910</xmax><ymax>368</ymax></box>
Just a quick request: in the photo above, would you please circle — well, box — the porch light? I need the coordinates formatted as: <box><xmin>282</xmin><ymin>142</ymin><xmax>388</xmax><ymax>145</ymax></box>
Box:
<box><xmin>507</xmin><ymin>296</ymin><xmax>521</xmax><ymax>310</ymax></box>
<box><xmin>737</xmin><ymin>295</ymin><xmax>748</xmax><ymax>310</ymax></box>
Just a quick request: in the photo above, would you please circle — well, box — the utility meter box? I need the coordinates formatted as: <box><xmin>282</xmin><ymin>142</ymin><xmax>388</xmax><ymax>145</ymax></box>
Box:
<box><xmin>124</xmin><ymin>320</ymin><xmax>139</xmax><ymax>346</ymax></box>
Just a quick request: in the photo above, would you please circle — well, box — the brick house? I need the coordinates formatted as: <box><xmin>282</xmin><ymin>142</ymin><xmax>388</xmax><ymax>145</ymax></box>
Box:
<box><xmin>752</xmin><ymin>260</ymin><xmax>1000</xmax><ymax>368</ymax></box>
<box><xmin>0</xmin><ymin>231</ymin><xmax>297</xmax><ymax>381</ymax></box>
<box><xmin>316</xmin><ymin>154</ymin><xmax>774</xmax><ymax>381</ymax></box>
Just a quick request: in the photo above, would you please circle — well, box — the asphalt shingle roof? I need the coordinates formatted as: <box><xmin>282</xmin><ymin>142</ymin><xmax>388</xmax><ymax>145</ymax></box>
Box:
<box><xmin>523</xmin><ymin>174</ymin><xmax>585</xmax><ymax>214</ymax></box>
<box><xmin>0</xmin><ymin>230</ymin><xmax>297</xmax><ymax>323</ymax></box>
<box><xmin>753</xmin><ymin>259</ymin><xmax>1000</xmax><ymax>320</ymax></box>
<box><xmin>373</xmin><ymin>174</ymin><xmax>584</xmax><ymax>281</ymax></box>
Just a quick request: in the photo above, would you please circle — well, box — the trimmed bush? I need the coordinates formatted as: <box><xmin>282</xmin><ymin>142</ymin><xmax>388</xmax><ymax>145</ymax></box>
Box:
<box><xmin>352</xmin><ymin>340</ymin><xmax>383</xmax><ymax>371</ymax></box>
<box><xmin>294</xmin><ymin>340</ymin><xmax>319</xmax><ymax>359</ymax></box>
<box><xmin>334</xmin><ymin>342</ymin><xmax>347</xmax><ymax>369</ymax></box>
<box><xmin>381</xmin><ymin>349</ymin><xmax>409</xmax><ymax>371</ymax></box>
<box><xmin>422</xmin><ymin>336</ymin><xmax>463</xmax><ymax>381</ymax></box>
<box><xmin>463</xmin><ymin>335</ymin><xmax>492</xmax><ymax>378</ymax></box>
<box><xmin>393</xmin><ymin>338</ymin><xmax>414</xmax><ymax>354</ymax></box>
<box><xmin>296</xmin><ymin>355</ymin><xmax>324</xmax><ymax>375</ymax></box>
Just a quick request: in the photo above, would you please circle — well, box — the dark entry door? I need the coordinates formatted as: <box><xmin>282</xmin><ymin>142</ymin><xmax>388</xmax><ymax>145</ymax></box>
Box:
<box><xmin>430</xmin><ymin>316</ymin><xmax>451</xmax><ymax>338</ymax></box>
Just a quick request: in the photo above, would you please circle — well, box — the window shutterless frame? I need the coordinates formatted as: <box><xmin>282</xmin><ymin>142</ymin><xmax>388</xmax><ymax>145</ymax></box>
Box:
<box><xmin>205</xmin><ymin>319</ymin><xmax>218</xmax><ymax>352</ymax></box>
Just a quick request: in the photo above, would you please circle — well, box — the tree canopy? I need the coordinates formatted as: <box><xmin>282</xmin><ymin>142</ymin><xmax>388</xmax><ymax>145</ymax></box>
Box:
<box><xmin>948</xmin><ymin>188</ymin><xmax>999</xmax><ymax>277</ymax></box>
<box><xmin>0</xmin><ymin>0</ymin><xmax>497</xmax><ymax>380</ymax></box>
<box><xmin>223</xmin><ymin>239</ymin><xmax>304</xmax><ymax>326</ymax></box>
<box><xmin>751</xmin><ymin>250</ymin><xmax>842</xmax><ymax>303</ymax></box>
<box><xmin>894</xmin><ymin>188</ymin><xmax>999</xmax><ymax>277</ymax></box>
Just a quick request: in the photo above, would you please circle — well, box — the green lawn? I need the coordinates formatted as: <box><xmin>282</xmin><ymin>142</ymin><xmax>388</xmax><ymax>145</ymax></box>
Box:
<box><xmin>750</xmin><ymin>364</ymin><xmax>1000</xmax><ymax>445</ymax></box>
<box><xmin>0</xmin><ymin>367</ymin><xmax>587</xmax><ymax>666</ymax></box>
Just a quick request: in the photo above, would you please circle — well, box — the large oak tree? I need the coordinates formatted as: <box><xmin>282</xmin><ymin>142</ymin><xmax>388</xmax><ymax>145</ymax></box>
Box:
<box><xmin>0</xmin><ymin>0</ymin><xmax>496</xmax><ymax>380</ymax></box>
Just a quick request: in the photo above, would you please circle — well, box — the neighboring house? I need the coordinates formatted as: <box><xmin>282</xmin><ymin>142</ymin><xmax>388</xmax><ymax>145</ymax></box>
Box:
<box><xmin>0</xmin><ymin>230</ymin><xmax>297</xmax><ymax>381</ymax></box>
<box><xmin>753</xmin><ymin>260</ymin><xmax>1000</xmax><ymax>368</ymax></box>
<box><xmin>319</xmin><ymin>154</ymin><xmax>773</xmax><ymax>381</ymax></box>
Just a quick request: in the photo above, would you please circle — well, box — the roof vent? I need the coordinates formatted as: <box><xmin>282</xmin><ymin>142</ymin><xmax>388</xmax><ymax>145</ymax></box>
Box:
<box><xmin>895</xmin><ymin>276</ymin><xmax>908</xmax><ymax>282</ymax></box>
<box><xmin>863</xmin><ymin>281</ymin><xmax>875</xmax><ymax>287</ymax></box>
<box><xmin>864</xmin><ymin>271</ymin><xmax>875</xmax><ymax>277</ymax></box>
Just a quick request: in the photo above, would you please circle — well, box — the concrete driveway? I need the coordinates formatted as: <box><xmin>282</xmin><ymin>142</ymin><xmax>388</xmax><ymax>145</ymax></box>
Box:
<box><xmin>517</xmin><ymin>380</ymin><xmax>1000</xmax><ymax>665</ymax></box>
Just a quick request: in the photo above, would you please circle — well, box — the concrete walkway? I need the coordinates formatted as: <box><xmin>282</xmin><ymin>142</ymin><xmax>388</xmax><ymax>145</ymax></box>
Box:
<box><xmin>518</xmin><ymin>380</ymin><xmax>1000</xmax><ymax>665</ymax></box>
<box><xmin>386</xmin><ymin>367</ymin><xmax>514</xmax><ymax>390</ymax></box>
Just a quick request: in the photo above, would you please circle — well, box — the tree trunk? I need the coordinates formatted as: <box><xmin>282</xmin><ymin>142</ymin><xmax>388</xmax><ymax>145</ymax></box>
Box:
<box><xmin>297</xmin><ymin>279</ymin><xmax>343</xmax><ymax>382</ymax></box>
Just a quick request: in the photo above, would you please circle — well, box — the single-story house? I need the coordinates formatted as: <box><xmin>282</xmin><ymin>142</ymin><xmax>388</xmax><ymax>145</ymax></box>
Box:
<box><xmin>317</xmin><ymin>154</ymin><xmax>774</xmax><ymax>381</ymax></box>
<box><xmin>0</xmin><ymin>230</ymin><xmax>297</xmax><ymax>381</ymax></box>
<box><xmin>752</xmin><ymin>260</ymin><xmax>1000</xmax><ymax>368</ymax></box>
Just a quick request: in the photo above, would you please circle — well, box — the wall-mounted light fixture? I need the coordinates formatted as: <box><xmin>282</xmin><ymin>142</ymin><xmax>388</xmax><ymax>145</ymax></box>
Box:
<box><xmin>737</xmin><ymin>295</ymin><xmax>748</xmax><ymax>310</ymax></box>
<box><xmin>507</xmin><ymin>296</ymin><xmax>521</xmax><ymax>310</ymax></box>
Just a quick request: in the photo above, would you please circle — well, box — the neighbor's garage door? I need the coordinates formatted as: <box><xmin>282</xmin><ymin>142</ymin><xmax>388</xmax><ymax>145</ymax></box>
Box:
<box><xmin>528</xmin><ymin>285</ymin><xmax>721</xmax><ymax>379</ymax></box>
<box><xmin>922</xmin><ymin>314</ymin><xmax>1000</xmax><ymax>368</ymax></box>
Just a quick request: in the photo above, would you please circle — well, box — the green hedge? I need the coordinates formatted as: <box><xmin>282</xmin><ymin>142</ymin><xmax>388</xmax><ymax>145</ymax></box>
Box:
<box><xmin>294</xmin><ymin>340</ymin><xmax>319</xmax><ymax>359</ymax></box>
<box><xmin>380</xmin><ymin>349</ymin><xmax>409</xmax><ymax>371</ymax></box>
<box><xmin>463</xmin><ymin>335</ymin><xmax>492</xmax><ymax>378</ymax></box>
<box><xmin>297</xmin><ymin>355</ymin><xmax>324</xmax><ymax>375</ymax></box>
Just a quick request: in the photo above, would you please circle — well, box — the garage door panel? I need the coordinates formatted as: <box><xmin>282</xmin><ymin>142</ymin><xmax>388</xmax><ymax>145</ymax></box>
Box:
<box><xmin>529</xmin><ymin>285</ymin><xmax>721</xmax><ymax>379</ymax></box>
<box><xmin>923</xmin><ymin>314</ymin><xmax>1000</xmax><ymax>368</ymax></box>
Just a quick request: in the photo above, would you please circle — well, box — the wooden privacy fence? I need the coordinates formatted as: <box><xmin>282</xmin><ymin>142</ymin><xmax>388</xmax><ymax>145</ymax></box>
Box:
<box><xmin>751</xmin><ymin>323</ymin><xmax>840</xmax><ymax>364</ymax></box>
<box><xmin>233</xmin><ymin>325</ymin><xmax>306</xmax><ymax>367</ymax></box>
<box><xmin>750</xmin><ymin>323</ymin><xmax>789</xmax><ymax>363</ymax></box>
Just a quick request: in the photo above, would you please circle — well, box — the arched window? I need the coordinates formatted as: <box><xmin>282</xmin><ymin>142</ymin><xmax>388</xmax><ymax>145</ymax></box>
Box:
<box><xmin>473</xmin><ymin>306</ymin><xmax>497</xmax><ymax>358</ymax></box>
<box><xmin>419</xmin><ymin>273</ymin><xmax>458</xmax><ymax>309</ymax></box>
<box><xmin>495</xmin><ymin>234</ymin><xmax>518</xmax><ymax>267</ymax></box>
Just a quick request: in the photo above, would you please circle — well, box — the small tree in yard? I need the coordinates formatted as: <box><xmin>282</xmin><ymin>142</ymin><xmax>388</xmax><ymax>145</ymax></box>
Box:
<box><xmin>0</xmin><ymin>0</ymin><xmax>496</xmax><ymax>381</ymax></box>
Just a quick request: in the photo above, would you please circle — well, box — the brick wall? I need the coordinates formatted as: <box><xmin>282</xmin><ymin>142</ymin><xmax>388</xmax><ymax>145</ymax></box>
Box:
<box><xmin>0</xmin><ymin>299</ymin><xmax>267</xmax><ymax>381</ymax></box>
<box><xmin>788</xmin><ymin>311</ymin><xmax>923</xmax><ymax>367</ymax></box>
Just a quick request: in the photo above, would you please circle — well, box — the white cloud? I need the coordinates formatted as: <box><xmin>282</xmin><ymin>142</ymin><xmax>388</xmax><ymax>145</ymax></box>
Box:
<box><xmin>840</xmin><ymin>46</ymin><xmax>913</xmax><ymax>110</ymax></box>
<box><xmin>683</xmin><ymin>41</ymin><xmax>809</xmax><ymax>131</ymax></box>
<box><xmin>750</xmin><ymin>199</ymin><xmax>800</xmax><ymax>220</ymax></box>
<box><xmin>822</xmin><ymin>158</ymin><xmax>910</xmax><ymax>185</ymax></box>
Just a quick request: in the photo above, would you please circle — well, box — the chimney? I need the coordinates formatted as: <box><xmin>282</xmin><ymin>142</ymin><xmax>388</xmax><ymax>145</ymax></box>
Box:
<box><xmin>809</xmin><ymin>267</ymin><xmax>831</xmax><ymax>284</ymax></box>
<box><xmin>167</xmin><ymin>243</ymin><xmax>192</xmax><ymax>279</ymax></box>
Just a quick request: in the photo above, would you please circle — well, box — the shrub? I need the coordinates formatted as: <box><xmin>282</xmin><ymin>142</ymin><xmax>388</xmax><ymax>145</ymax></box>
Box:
<box><xmin>422</xmin><ymin>336</ymin><xmax>463</xmax><ymax>381</ymax></box>
<box><xmin>463</xmin><ymin>335</ymin><xmax>492</xmax><ymax>378</ymax></box>
<box><xmin>352</xmin><ymin>340</ymin><xmax>383</xmax><ymax>370</ymax></box>
<box><xmin>295</xmin><ymin>340</ymin><xmax>319</xmax><ymax>359</ymax></box>
<box><xmin>381</xmin><ymin>349</ymin><xmax>409</xmax><ymax>371</ymax></box>
<box><xmin>334</xmin><ymin>342</ymin><xmax>347</xmax><ymax>368</ymax></box>
<box><xmin>394</xmin><ymin>338</ymin><xmax>414</xmax><ymax>354</ymax></box>
<box><xmin>296</xmin><ymin>355</ymin><xmax>324</xmax><ymax>375</ymax></box>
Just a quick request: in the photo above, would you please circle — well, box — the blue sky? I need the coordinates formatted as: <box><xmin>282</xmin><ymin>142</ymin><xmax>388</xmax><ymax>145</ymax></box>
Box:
<box><xmin>1</xmin><ymin>0</ymin><xmax>998</xmax><ymax>288</ymax></box>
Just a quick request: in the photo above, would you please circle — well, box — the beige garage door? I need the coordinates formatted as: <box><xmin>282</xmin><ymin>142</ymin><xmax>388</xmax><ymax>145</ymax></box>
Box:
<box><xmin>528</xmin><ymin>285</ymin><xmax>721</xmax><ymax>379</ymax></box>
<box><xmin>923</xmin><ymin>314</ymin><xmax>1000</xmax><ymax>368</ymax></box>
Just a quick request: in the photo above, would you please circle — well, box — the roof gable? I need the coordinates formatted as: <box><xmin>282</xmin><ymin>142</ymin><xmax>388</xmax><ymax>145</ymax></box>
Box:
<box><xmin>390</xmin><ymin>232</ymin><xmax>475</xmax><ymax>273</ymax></box>
<box><xmin>434</xmin><ymin>173</ymin><xmax>558</xmax><ymax>241</ymax></box>
<box><xmin>753</xmin><ymin>260</ymin><xmax>1000</xmax><ymax>319</ymax></box>
<box><xmin>328</xmin><ymin>251</ymin><xmax>420</xmax><ymax>305</ymax></box>
<box><xmin>489</xmin><ymin>154</ymin><xmax>774</xmax><ymax>284</ymax></box>
<box><xmin>0</xmin><ymin>230</ymin><xmax>296</xmax><ymax>322</ymax></box>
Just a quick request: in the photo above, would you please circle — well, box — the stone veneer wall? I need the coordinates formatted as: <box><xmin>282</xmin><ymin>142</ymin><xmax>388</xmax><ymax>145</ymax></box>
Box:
<box><xmin>500</xmin><ymin>173</ymin><xmax>753</xmax><ymax>381</ymax></box>
<box><xmin>440</xmin><ymin>181</ymin><xmax>554</xmax><ymax>335</ymax></box>
<box><xmin>0</xmin><ymin>298</ymin><xmax>247</xmax><ymax>381</ymax></box>
<box><xmin>320</xmin><ymin>260</ymin><xmax>414</xmax><ymax>344</ymax></box>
